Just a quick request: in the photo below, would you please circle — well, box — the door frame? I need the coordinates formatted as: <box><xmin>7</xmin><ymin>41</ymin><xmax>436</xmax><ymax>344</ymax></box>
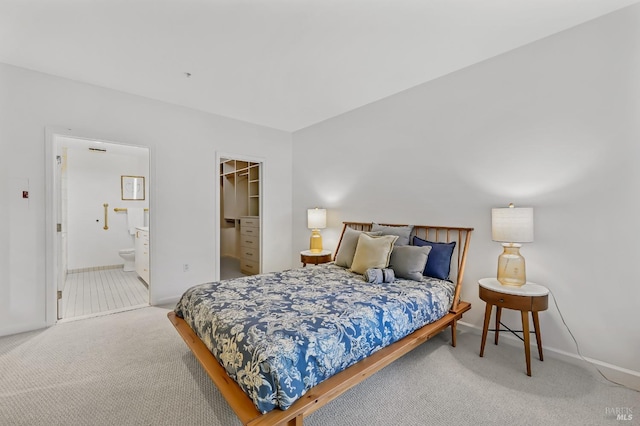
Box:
<box><xmin>45</xmin><ymin>127</ymin><xmax>151</xmax><ymax>324</ymax></box>
<box><xmin>215</xmin><ymin>151</ymin><xmax>264</xmax><ymax>281</ymax></box>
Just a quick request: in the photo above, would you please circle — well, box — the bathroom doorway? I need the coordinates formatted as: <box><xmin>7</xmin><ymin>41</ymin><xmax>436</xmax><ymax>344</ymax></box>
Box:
<box><xmin>47</xmin><ymin>133</ymin><xmax>150</xmax><ymax>322</ymax></box>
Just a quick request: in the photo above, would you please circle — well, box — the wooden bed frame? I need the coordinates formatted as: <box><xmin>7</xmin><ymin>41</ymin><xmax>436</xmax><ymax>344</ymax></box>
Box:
<box><xmin>167</xmin><ymin>222</ymin><xmax>473</xmax><ymax>426</ymax></box>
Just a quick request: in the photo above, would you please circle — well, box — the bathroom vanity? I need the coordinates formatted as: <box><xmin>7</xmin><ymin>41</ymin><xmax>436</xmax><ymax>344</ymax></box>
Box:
<box><xmin>135</xmin><ymin>226</ymin><xmax>149</xmax><ymax>285</ymax></box>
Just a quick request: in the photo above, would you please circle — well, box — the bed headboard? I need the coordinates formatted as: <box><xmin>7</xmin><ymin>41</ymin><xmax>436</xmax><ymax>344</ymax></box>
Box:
<box><xmin>335</xmin><ymin>222</ymin><xmax>473</xmax><ymax>311</ymax></box>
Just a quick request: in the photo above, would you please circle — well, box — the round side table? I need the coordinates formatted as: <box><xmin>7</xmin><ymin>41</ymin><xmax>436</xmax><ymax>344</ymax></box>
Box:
<box><xmin>300</xmin><ymin>250</ymin><xmax>332</xmax><ymax>267</ymax></box>
<box><xmin>478</xmin><ymin>278</ymin><xmax>549</xmax><ymax>376</ymax></box>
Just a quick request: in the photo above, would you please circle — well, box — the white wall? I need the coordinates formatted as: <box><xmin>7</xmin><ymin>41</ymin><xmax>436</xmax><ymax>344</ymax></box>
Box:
<box><xmin>0</xmin><ymin>62</ymin><xmax>293</xmax><ymax>336</ymax></box>
<box><xmin>292</xmin><ymin>5</ymin><xmax>640</xmax><ymax>383</ymax></box>
<box><xmin>66</xmin><ymin>144</ymin><xmax>149</xmax><ymax>270</ymax></box>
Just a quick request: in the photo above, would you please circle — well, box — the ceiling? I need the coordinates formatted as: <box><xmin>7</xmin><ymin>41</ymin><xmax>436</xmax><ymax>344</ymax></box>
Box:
<box><xmin>1</xmin><ymin>0</ymin><xmax>637</xmax><ymax>132</ymax></box>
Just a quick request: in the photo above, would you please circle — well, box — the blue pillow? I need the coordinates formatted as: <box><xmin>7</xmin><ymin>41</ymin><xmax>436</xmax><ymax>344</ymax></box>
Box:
<box><xmin>412</xmin><ymin>236</ymin><xmax>456</xmax><ymax>280</ymax></box>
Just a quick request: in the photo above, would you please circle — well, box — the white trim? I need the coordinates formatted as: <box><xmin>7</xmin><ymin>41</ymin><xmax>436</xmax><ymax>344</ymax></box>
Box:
<box><xmin>215</xmin><ymin>151</ymin><xmax>264</xmax><ymax>282</ymax></box>
<box><xmin>57</xmin><ymin>304</ymin><xmax>149</xmax><ymax>324</ymax></box>
<box><xmin>457</xmin><ymin>321</ymin><xmax>640</xmax><ymax>391</ymax></box>
<box><xmin>0</xmin><ymin>321</ymin><xmax>49</xmax><ymax>337</ymax></box>
<box><xmin>44</xmin><ymin>128</ymin><xmax>57</xmax><ymax>326</ymax></box>
<box><xmin>45</xmin><ymin>127</ymin><xmax>153</xmax><ymax>324</ymax></box>
<box><xmin>154</xmin><ymin>296</ymin><xmax>182</xmax><ymax>307</ymax></box>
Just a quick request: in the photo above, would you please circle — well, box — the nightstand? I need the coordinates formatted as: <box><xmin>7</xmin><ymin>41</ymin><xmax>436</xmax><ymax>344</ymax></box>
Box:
<box><xmin>478</xmin><ymin>277</ymin><xmax>549</xmax><ymax>376</ymax></box>
<box><xmin>300</xmin><ymin>250</ymin><xmax>332</xmax><ymax>267</ymax></box>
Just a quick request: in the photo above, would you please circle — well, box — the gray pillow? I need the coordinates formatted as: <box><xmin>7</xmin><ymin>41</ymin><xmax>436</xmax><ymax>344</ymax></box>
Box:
<box><xmin>389</xmin><ymin>245</ymin><xmax>432</xmax><ymax>281</ymax></box>
<box><xmin>371</xmin><ymin>223</ymin><xmax>414</xmax><ymax>246</ymax></box>
<box><xmin>334</xmin><ymin>227</ymin><xmax>382</xmax><ymax>268</ymax></box>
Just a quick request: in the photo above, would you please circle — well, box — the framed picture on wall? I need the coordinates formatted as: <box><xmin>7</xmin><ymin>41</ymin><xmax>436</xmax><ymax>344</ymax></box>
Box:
<box><xmin>121</xmin><ymin>175</ymin><xmax>145</xmax><ymax>200</ymax></box>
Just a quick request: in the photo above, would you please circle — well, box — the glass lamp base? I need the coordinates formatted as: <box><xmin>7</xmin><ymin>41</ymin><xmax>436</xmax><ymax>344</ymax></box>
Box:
<box><xmin>309</xmin><ymin>230</ymin><xmax>323</xmax><ymax>253</ymax></box>
<box><xmin>497</xmin><ymin>243</ymin><xmax>526</xmax><ymax>286</ymax></box>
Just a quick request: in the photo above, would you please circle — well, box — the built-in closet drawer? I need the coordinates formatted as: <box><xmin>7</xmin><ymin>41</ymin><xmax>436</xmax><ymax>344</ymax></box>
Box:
<box><xmin>240</xmin><ymin>226</ymin><xmax>259</xmax><ymax>238</ymax></box>
<box><xmin>241</xmin><ymin>217</ymin><xmax>260</xmax><ymax>228</ymax></box>
<box><xmin>239</xmin><ymin>216</ymin><xmax>260</xmax><ymax>275</ymax></box>
<box><xmin>240</xmin><ymin>235</ymin><xmax>259</xmax><ymax>249</ymax></box>
<box><xmin>240</xmin><ymin>259</ymin><xmax>259</xmax><ymax>275</ymax></box>
<box><xmin>241</xmin><ymin>247</ymin><xmax>259</xmax><ymax>263</ymax></box>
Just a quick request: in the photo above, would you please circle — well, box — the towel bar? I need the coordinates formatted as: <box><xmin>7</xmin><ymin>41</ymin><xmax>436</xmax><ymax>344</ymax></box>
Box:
<box><xmin>114</xmin><ymin>208</ymin><xmax>149</xmax><ymax>212</ymax></box>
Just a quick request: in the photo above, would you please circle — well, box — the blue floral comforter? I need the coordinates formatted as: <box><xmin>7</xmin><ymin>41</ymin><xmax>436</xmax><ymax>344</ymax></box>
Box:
<box><xmin>174</xmin><ymin>263</ymin><xmax>454</xmax><ymax>413</ymax></box>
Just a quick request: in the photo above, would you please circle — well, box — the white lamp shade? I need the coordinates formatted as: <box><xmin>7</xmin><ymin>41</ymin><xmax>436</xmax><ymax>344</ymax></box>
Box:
<box><xmin>491</xmin><ymin>206</ymin><xmax>534</xmax><ymax>243</ymax></box>
<box><xmin>307</xmin><ymin>208</ymin><xmax>327</xmax><ymax>229</ymax></box>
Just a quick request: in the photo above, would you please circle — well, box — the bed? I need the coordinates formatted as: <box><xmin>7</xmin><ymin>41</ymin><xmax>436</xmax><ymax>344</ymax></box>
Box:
<box><xmin>168</xmin><ymin>222</ymin><xmax>473</xmax><ymax>426</ymax></box>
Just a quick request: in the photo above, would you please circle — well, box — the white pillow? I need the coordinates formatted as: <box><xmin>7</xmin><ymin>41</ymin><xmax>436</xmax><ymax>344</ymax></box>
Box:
<box><xmin>350</xmin><ymin>233</ymin><xmax>398</xmax><ymax>275</ymax></box>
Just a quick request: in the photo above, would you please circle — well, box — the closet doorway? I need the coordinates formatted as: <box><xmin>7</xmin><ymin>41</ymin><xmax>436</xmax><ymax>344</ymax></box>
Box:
<box><xmin>217</xmin><ymin>154</ymin><xmax>262</xmax><ymax>280</ymax></box>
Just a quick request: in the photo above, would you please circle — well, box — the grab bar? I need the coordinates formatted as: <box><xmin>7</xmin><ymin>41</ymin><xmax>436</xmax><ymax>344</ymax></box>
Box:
<box><xmin>114</xmin><ymin>208</ymin><xmax>149</xmax><ymax>212</ymax></box>
<box><xmin>103</xmin><ymin>203</ymin><xmax>109</xmax><ymax>230</ymax></box>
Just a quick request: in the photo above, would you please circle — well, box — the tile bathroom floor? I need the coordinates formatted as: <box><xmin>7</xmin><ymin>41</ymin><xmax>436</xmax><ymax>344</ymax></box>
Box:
<box><xmin>61</xmin><ymin>268</ymin><xmax>148</xmax><ymax>320</ymax></box>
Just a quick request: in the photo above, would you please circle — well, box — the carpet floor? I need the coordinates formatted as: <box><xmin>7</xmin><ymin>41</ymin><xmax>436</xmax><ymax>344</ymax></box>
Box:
<box><xmin>0</xmin><ymin>306</ymin><xmax>637</xmax><ymax>425</ymax></box>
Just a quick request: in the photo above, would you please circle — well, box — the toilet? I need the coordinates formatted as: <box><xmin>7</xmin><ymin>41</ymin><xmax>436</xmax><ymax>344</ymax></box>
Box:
<box><xmin>118</xmin><ymin>248</ymin><xmax>135</xmax><ymax>272</ymax></box>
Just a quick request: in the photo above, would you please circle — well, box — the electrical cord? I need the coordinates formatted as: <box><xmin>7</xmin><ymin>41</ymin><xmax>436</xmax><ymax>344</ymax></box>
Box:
<box><xmin>548</xmin><ymin>287</ymin><xmax>638</xmax><ymax>392</ymax></box>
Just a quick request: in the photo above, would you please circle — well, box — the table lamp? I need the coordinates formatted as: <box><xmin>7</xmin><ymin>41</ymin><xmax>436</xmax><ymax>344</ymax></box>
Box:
<box><xmin>491</xmin><ymin>203</ymin><xmax>534</xmax><ymax>286</ymax></box>
<box><xmin>307</xmin><ymin>208</ymin><xmax>327</xmax><ymax>253</ymax></box>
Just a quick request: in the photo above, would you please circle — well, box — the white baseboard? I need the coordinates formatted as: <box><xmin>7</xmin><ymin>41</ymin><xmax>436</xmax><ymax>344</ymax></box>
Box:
<box><xmin>458</xmin><ymin>321</ymin><xmax>640</xmax><ymax>392</ymax></box>
<box><xmin>0</xmin><ymin>321</ymin><xmax>49</xmax><ymax>338</ymax></box>
<box><xmin>153</xmin><ymin>295</ymin><xmax>181</xmax><ymax>308</ymax></box>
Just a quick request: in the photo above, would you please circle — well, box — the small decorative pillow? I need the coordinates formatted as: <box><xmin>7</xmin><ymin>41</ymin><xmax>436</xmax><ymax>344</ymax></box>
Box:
<box><xmin>334</xmin><ymin>227</ymin><xmax>382</xmax><ymax>268</ymax></box>
<box><xmin>412</xmin><ymin>236</ymin><xmax>456</xmax><ymax>280</ymax></box>
<box><xmin>363</xmin><ymin>268</ymin><xmax>395</xmax><ymax>284</ymax></box>
<box><xmin>371</xmin><ymin>223</ymin><xmax>414</xmax><ymax>246</ymax></box>
<box><xmin>350</xmin><ymin>233</ymin><xmax>398</xmax><ymax>274</ymax></box>
<box><xmin>388</xmin><ymin>245</ymin><xmax>432</xmax><ymax>281</ymax></box>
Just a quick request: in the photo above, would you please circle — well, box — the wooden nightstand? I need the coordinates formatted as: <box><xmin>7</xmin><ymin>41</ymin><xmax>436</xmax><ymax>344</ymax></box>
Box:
<box><xmin>300</xmin><ymin>250</ymin><xmax>332</xmax><ymax>267</ymax></box>
<box><xmin>478</xmin><ymin>278</ymin><xmax>549</xmax><ymax>376</ymax></box>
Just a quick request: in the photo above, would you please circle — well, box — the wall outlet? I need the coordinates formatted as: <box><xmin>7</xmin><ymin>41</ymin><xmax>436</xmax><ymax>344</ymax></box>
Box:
<box><xmin>183</xmin><ymin>263</ymin><xmax>189</xmax><ymax>272</ymax></box>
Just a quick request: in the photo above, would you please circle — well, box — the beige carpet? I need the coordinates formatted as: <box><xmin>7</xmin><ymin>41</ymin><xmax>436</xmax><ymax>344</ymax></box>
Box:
<box><xmin>0</xmin><ymin>306</ymin><xmax>637</xmax><ymax>425</ymax></box>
